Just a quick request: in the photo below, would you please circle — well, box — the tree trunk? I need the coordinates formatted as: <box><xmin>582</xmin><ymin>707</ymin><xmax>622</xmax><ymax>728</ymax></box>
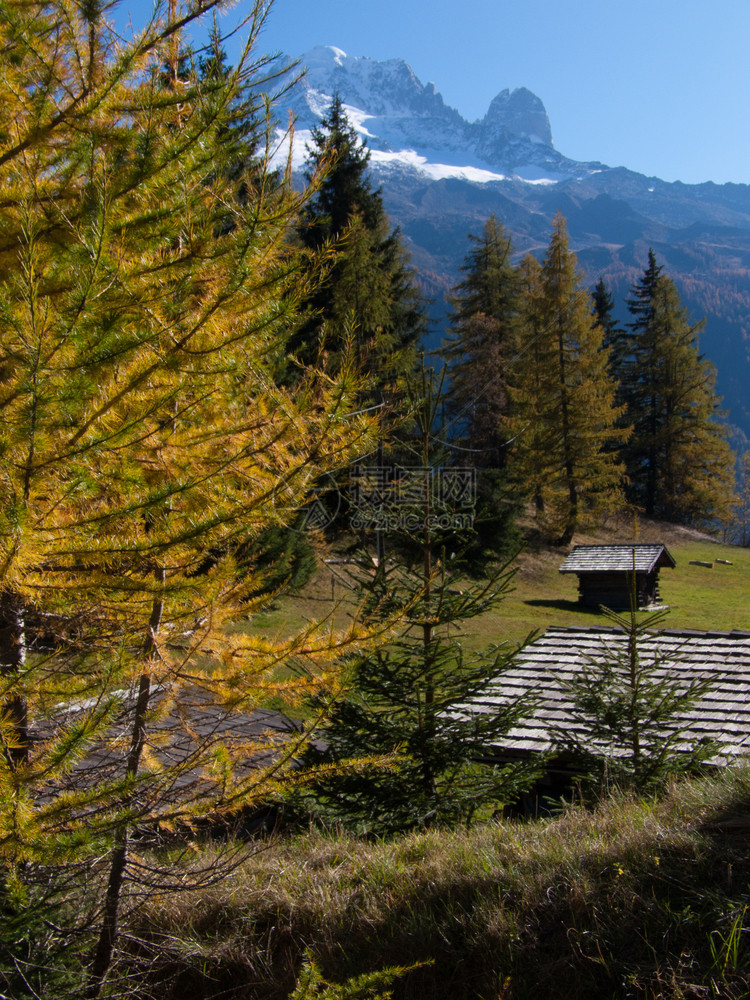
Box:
<box><xmin>0</xmin><ymin>590</ymin><xmax>28</xmax><ymax>768</ymax></box>
<box><xmin>87</xmin><ymin>568</ymin><xmax>164</xmax><ymax>996</ymax></box>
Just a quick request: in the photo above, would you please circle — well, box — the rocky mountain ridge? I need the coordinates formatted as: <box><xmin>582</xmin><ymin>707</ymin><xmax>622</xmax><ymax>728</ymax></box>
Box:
<box><xmin>278</xmin><ymin>46</ymin><xmax>586</xmax><ymax>181</ymax></box>
<box><xmin>272</xmin><ymin>47</ymin><xmax>750</xmax><ymax>443</ymax></box>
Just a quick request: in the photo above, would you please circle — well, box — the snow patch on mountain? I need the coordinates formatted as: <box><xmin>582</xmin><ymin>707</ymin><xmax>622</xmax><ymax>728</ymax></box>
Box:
<box><xmin>272</xmin><ymin>126</ymin><xmax>565</xmax><ymax>186</ymax></box>
<box><xmin>369</xmin><ymin>149</ymin><xmax>509</xmax><ymax>184</ymax></box>
<box><xmin>338</xmin><ymin>104</ymin><xmax>378</xmax><ymax>140</ymax></box>
<box><xmin>269</xmin><ymin>46</ymin><xmax>603</xmax><ymax>187</ymax></box>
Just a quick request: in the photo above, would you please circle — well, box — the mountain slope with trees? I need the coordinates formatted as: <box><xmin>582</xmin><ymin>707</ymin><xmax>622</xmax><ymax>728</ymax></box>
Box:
<box><xmin>272</xmin><ymin>47</ymin><xmax>750</xmax><ymax>442</ymax></box>
<box><xmin>439</xmin><ymin>211</ymin><xmax>731</xmax><ymax>541</ymax></box>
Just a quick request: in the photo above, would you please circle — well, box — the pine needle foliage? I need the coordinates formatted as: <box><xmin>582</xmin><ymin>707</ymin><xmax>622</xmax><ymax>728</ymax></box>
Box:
<box><xmin>299</xmin><ymin>368</ymin><xmax>539</xmax><ymax>834</ymax></box>
<box><xmin>622</xmin><ymin>249</ymin><xmax>736</xmax><ymax>526</ymax></box>
<box><xmin>291</xmin><ymin>96</ymin><xmax>424</xmax><ymax>393</ymax></box>
<box><xmin>507</xmin><ymin>215</ymin><xmax>627</xmax><ymax>544</ymax></box>
<box><xmin>290</xmin><ymin>952</ymin><xmax>417</xmax><ymax>1000</ymax></box>
<box><xmin>441</xmin><ymin>216</ymin><xmax>523</xmax><ymax>568</ymax></box>
<box><xmin>443</xmin><ymin>214</ymin><xmax>521</xmax><ymax>466</ymax></box>
<box><xmin>0</xmin><ymin>0</ymin><xmax>380</xmax><ymax>991</ymax></box>
<box><xmin>552</xmin><ymin>570</ymin><xmax>717</xmax><ymax>794</ymax></box>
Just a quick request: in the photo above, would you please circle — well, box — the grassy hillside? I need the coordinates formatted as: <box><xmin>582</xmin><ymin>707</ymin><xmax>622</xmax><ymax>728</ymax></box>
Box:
<box><xmin>478</xmin><ymin>530</ymin><xmax>750</xmax><ymax>647</ymax></box>
<box><xmin>247</xmin><ymin>515</ymin><xmax>750</xmax><ymax>650</ymax></box>
<box><xmin>38</xmin><ymin>520</ymin><xmax>749</xmax><ymax>999</ymax></box>
<box><xmin>123</xmin><ymin>765</ymin><xmax>750</xmax><ymax>999</ymax></box>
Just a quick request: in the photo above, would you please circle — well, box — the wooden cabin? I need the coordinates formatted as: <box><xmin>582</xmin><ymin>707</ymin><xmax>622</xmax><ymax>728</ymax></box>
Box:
<box><xmin>558</xmin><ymin>543</ymin><xmax>676</xmax><ymax>610</ymax></box>
<box><xmin>34</xmin><ymin>688</ymin><xmax>307</xmax><ymax>841</ymax></box>
<box><xmin>454</xmin><ymin>626</ymin><xmax>750</xmax><ymax>809</ymax></box>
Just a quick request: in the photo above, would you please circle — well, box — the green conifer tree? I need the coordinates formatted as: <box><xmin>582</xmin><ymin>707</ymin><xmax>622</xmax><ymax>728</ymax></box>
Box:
<box><xmin>441</xmin><ymin>216</ymin><xmax>523</xmax><ymax>566</ymax></box>
<box><xmin>443</xmin><ymin>215</ymin><xmax>521</xmax><ymax>465</ymax></box>
<box><xmin>552</xmin><ymin>573</ymin><xmax>716</xmax><ymax>794</ymax></box>
<box><xmin>592</xmin><ymin>277</ymin><xmax>627</xmax><ymax>386</ymax></box>
<box><xmin>291</xmin><ymin>96</ymin><xmax>424</xmax><ymax>390</ymax></box>
<box><xmin>623</xmin><ymin>250</ymin><xmax>735</xmax><ymax>526</ymax></box>
<box><xmin>299</xmin><ymin>369</ymin><xmax>538</xmax><ymax>833</ymax></box>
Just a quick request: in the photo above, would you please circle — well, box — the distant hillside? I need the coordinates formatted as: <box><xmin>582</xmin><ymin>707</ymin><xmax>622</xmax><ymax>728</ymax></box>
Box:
<box><xmin>270</xmin><ymin>47</ymin><xmax>750</xmax><ymax>443</ymax></box>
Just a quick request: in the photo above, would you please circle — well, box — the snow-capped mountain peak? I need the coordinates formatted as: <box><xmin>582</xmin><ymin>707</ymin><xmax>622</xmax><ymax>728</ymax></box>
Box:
<box><xmin>302</xmin><ymin>45</ymin><xmax>348</xmax><ymax>72</ymax></box>
<box><xmin>295</xmin><ymin>46</ymin><xmax>454</xmax><ymax>120</ymax></box>
<box><xmin>274</xmin><ymin>46</ymin><xmax>597</xmax><ymax>186</ymax></box>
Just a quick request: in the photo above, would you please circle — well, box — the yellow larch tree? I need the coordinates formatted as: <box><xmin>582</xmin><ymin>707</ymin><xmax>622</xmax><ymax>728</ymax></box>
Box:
<box><xmin>0</xmin><ymin>0</ymin><xmax>379</xmax><ymax>990</ymax></box>
<box><xmin>507</xmin><ymin>215</ymin><xmax>627</xmax><ymax>544</ymax></box>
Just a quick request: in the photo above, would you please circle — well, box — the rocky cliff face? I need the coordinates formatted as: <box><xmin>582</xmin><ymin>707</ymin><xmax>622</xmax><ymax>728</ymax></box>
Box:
<box><xmin>301</xmin><ymin>46</ymin><xmax>458</xmax><ymax>120</ymax></box>
<box><xmin>479</xmin><ymin>87</ymin><xmax>553</xmax><ymax>145</ymax></box>
<box><xmin>279</xmin><ymin>46</ymin><xmax>586</xmax><ymax>179</ymax></box>
<box><xmin>272</xmin><ymin>46</ymin><xmax>750</xmax><ymax>443</ymax></box>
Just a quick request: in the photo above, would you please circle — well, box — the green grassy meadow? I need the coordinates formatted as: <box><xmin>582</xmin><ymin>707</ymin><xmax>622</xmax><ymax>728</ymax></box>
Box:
<box><xmin>247</xmin><ymin>523</ymin><xmax>750</xmax><ymax>653</ymax></box>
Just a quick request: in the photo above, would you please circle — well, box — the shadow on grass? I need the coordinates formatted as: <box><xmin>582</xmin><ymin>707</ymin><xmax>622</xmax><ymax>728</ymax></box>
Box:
<box><xmin>522</xmin><ymin>598</ymin><xmax>598</xmax><ymax>615</ymax></box>
<box><xmin>700</xmin><ymin>791</ymin><xmax>750</xmax><ymax>835</ymax></box>
<box><xmin>122</xmin><ymin>770</ymin><xmax>750</xmax><ymax>1000</ymax></box>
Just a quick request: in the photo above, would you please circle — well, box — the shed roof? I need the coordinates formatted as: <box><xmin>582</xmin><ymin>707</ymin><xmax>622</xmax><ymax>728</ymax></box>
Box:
<box><xmin>453</xmin><ymin>627</ymin><xmax>750</xmax><ymax>764</ymax></box>
<box><xmin>33</xmin><ymin>685</ymin><xmax>307</xmax><ymax>820</ymax></box>
<box><xmin>559</xmin><ymin>544</ymin><xmax>676</xmax><ymax>575</ymax></box>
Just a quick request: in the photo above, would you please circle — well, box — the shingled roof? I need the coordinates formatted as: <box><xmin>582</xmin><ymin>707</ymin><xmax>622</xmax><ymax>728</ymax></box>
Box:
<box><xmin>559</xmin><ymin>544</ymin><xmax>676</xmax><ymax>574</ymax></box>
<box><xmin>33</xmin><ymin>685</ymin><xmax>308</xmax><ymax>827</ymax></box>
<box><xmin>454</xmin><ymin>627</ymin><xmax>750</xmax><ymax>765</ymax></box>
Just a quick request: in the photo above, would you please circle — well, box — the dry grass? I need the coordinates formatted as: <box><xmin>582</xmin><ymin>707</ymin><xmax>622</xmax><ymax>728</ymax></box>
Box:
<box><xmin>106</xmin><ymin>517</ymin><xmax>750</xmax><ymax>998</ymax></box>
<box><xmin>123</xmin><ymin>764</ymin><xmax>750</xmax><ymax>999</ymax></box>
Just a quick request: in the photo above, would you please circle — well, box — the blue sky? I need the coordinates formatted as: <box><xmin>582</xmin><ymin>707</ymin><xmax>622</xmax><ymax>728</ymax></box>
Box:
<box><xmin>119</xmin><ymin>0</ymin><xmax>750</xmax><ymax>185</ymax></box>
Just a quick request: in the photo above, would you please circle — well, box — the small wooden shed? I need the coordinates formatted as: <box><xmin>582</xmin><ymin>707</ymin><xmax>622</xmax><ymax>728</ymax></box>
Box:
<box><xmin>558</xmin><ymin>543</ymin><xmax>676</xmax><ymax>610</ymax></box>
